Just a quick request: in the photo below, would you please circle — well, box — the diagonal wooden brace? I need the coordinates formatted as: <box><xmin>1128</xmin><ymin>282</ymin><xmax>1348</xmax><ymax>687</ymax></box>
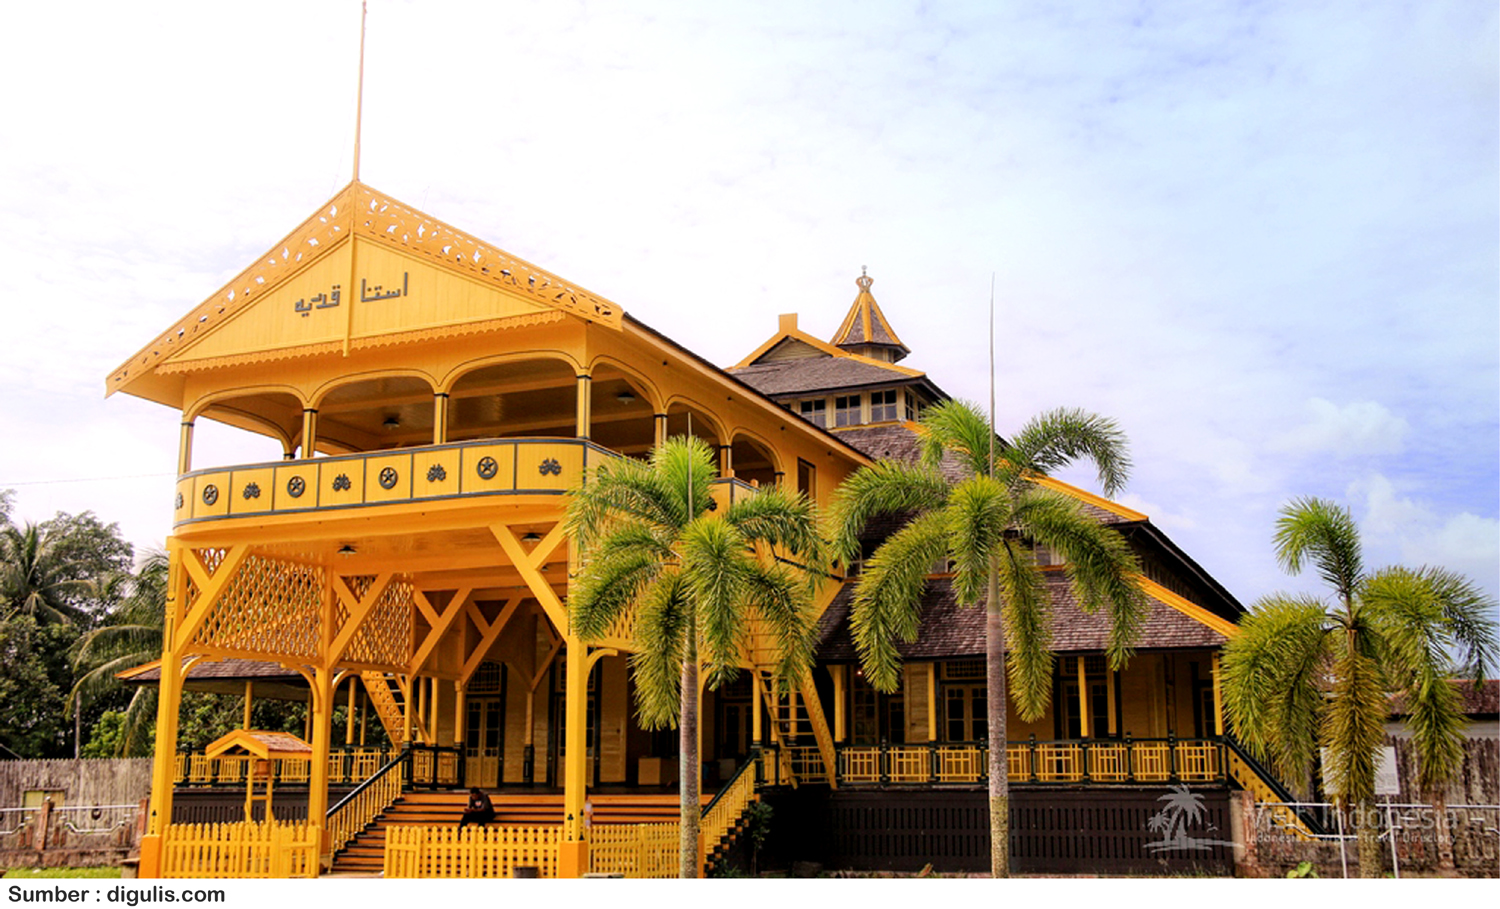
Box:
<box><xmin>491</xmin><ymin>523</ymin><xmax>569</xmax><ymax>633</ymax></box>
<box><xmin>327</xmin><ymin>572</ymin><xmax>395</xmax><ymax>666</ymax></box>
<box><xmin>173</xmin><ymin>544</ymin><xmax>253</xmax><ymax>653</ymax></box>
<box><xmin>407</xmin><ymin>587</ymin><xmax>473</xmax><ymax>675</ymax></box>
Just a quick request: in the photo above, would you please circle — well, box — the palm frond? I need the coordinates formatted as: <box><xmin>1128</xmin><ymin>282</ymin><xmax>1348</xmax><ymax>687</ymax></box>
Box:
<box><xmin>568</xmin><ymin>541</ymin><xmax>666</xmax><ymax>641</ymax></box>
<box><xmin>849</xmin><ymin>509</ymin><xmax>950</xmax><ymax>691</ymax></box>
<box><xmin>1221</xmin><ymin>595</ymin><xmax>1329</xmax><ymax>782</ymax></box>
<box><xmin>681</xmin><ymin>516</ymin><xmax>753</xmax><ymax>685</ymax></box>
<box><xmin>917</xmin><ymin>399</ymin><xmax>995</xmax><ymax>478</ymax></box>
<box><xmin>825</xmin><ymin>459</ymin><xmax>949</xmax><ymax>564</ymax></box>
<box><xmin>945</xmin><ymin>476</ymin><xmax>1009</xmax><ymax>608</ymax></box>
<box><xmin>740</xmin><ymin>563</ymin><xmax>816</xmax><ymax>689</ymax></box>
<box><xmin>1322</xmin><ymin>627</ymin><xmax>1386</xmax><ymax>805</ymax></box>
<box><xmin>994</xmin><ymin>538</ymin><xmax>1052</xmax><ymax>721</ymax></box>
<box><xmin>629</xmin><ymin>570</ymin><xmax>691</xmax><ymax>730</ymax></box>
<box><xmin>1015</xmin><ymin>489</ymin><xmax>1145</xmax><ymax>669</ymax></box>
<box><xmin>1005</xmin><ymin>407</ymin><xmax>1132</xmax><ymax>497</ymax></box>
<box><xmin>724</xmin><ymin>484</ymin><xmax>823</xmax><ymax>559</ymax></box>
<box><xmin>1273</xmin><ymin>498</ymin><xmax>1363</xmax><ymax>603</ymax></box>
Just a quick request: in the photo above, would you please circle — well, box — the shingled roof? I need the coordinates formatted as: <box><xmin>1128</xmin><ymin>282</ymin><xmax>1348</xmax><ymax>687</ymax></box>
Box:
<box><xmin>729</xmin><ymin>355</ymin><xmax>919</xmax><ymax>397</ymax></box>
<box><xmin>815</xmin><ymin>574</ymin><xmax>1229</xmax><ymax>662</ymax></box>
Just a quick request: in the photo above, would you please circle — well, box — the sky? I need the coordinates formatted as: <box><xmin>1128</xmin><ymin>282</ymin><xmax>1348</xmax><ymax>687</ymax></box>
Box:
<box><xmin>0</xmin><ymin>0</ymin><xmax>1495</xmax><ymax>619</ymax></box>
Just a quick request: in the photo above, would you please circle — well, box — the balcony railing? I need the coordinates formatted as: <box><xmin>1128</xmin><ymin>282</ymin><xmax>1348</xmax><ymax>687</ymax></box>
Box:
<box><xmin>174</xmin><ymin>746</ymin><xmax>399</xmax><ymax>787</ymax></box>
<box><xmin>172</xmin><ymin>436</ymin><xmax>760</xmax><ymax>527</ymax></box>
<box><xmin>763</xmin><ymin>736</ymin><xmax>1226</xmax><ymax>787</ymax></box>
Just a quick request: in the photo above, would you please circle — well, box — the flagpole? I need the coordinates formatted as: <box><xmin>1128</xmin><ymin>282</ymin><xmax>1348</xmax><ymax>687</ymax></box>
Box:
<box><xmin>352</xmin><ymin>1</ymin><xmax>367</xmax><ymax>183</ymax></box>
<box><xmin>988</xmin><ymin>272</ymin><xmax>996</xmax><ymax>476</ymax></box>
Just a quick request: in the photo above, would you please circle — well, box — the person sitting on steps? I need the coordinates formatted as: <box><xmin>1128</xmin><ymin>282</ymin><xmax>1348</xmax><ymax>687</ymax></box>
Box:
<box><xmin>459</xmin><ymin>787</ymin><xmax>495</xmax><ymax>830</ymax></box>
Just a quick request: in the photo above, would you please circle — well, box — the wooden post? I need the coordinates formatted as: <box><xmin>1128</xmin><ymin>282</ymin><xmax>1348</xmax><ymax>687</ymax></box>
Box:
<box><xmin>346</xmin><ymin>678</ymin><xmax>358</xmax><ymax>746</ymax></box>
<box><xmin>1106</xmin><ymin>669</ymin><xmax>1118</xmax><ymax>737</ymax></box>
<box><xmin>575</xmin><ymin>374</ymin><xmax>592</xmax><ymax>439</ymax></box>
<box><xmin>176</xmin><ymin>420</ymin><xmax>194</xmax><ymax>475</ymax></box>
<box><xmin>1211</xmin><ymin>652</ymin><xmax>1225</xmax><ymax>737</ymax></box>
<box><xmin>654</xmin><ymin>413</ymin><xmax>668</xmax><ymax>448</ymax></box>
<box><xmin>301</xmin><ymin>409</ymin><xmax>318</xmax><ymax>459</ymax></box>
<box><xmin>433</xmin><ymin>393</ymin><xmax>449</xmax><ymax>445</ymax></box>
<box><xmin>243</xmin><ymin>681</ymin><xmax>254</xmax><ymax>730</ymax></box>
<box><xmin>558</xmin><ymin>640</ymin><xmax>589</xmax><ymax>877</ymax></box>
<box><xmin>926</xmin><ymin>663</ymin><xmax>937</xmax><ymax>742</ymax></box>
<box><xmin>307</xmin><ymin>666</ymin><xmax>335</xmax><ymax>870</ymax></box>
<box><xmin>138</xmin><ymin>547</ymin><xmax>190</xmax><ymax>878</ymax></box>
<box><xmin>1076</xmin><ymin>658</ymin><xmax>1090</xmax><ymax>739</ymax></box>
<box><xmin>830</xmin><ymin>665</ymin><xmax>845</xmax><ymax>742</ymax></box>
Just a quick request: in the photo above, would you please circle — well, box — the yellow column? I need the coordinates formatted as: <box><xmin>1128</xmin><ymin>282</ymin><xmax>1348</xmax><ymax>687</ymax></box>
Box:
<box><xmin>428</xmin><ymin>677</ymin><xmax>441</xmax><ymax>744</ymax></box>
<box><xmin>719</xmin><ymin>445</ymin><xmax>732</xmax><ymax>477</ymax></box>
<box><xmin>831</xmin><ymin>665</ymin><xmax>845</xmax><ymax>742</ymax></box>
<box><xmin>307</xmin><ymin>666</ymin><xmax>334</xmax><ymax>868</ymax></box>
<box><xmin>574</xmin><ymin>374</ymin><xmax>592</xmax><ymax>439</ymax></box>
<box><xmin>401</xmin><ymin>676</ymin><xmax>414</xmax><ymax>746</ymax></box>
<box><xmin>176</xmin><ymin>421</ymin><xmax>194</xmax><ymax>475</ymax></box>
<box><xmin>1076</xmin><ymin>658</ymin><xmax>1090</xmax><ymax>739</ymax></box>
<box><xmin>453</xmin><ymin>681</ymin><xmax>466</xmax><ymax>746</ymax></box>
<box><xmin>558</xmin><ymin>640</ymin><xmax>589</xmax><ymax>878</ymax></box>
<box><xmin>654</xmin><ymin>413</ymin><xmax>668</xmax><ymax>448</ymax></box>
<box><xmin>1106</xmin><ymin>669</ymin><xmax>1118</xmax><ymax>736</ymax></box>
<box><xmin>926</xmin><ymin>664</ymin><xmax>937</xmax><ymax>742</ymax></box>
<box><xmin>243</xmin><ymin>681</ymin><xmax>254</xmax><ymax>730</ymax></box>
<box><xmin>138</xmin><ymin>550</ymin><xmax>189</xmax><ymax>878</ymax></box>
<box><xmin>345</xmin><ymin>679</ymin><xmax>357</xmax><ymax>746</ymax></box>
<box><xmin>1211</xmin><ymin>652</ymin><xmax>1224</xmax><ymax>736</ymax></box>
<box><xmin>433</xmin><ymin>393</ymin><xmax>449</xmax><ymax>445</ymax></box>
<box><xmin>301</xmin><ymin>409</ymin><xmax>318</xmax><ymax>459</ymax></box>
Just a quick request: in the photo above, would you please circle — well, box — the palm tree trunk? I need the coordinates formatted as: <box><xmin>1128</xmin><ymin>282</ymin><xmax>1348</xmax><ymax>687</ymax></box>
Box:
<box><xmin>986</xmin><ymin>563</ymin><xmax>1009</xmax><ymax>878</ymax></box>
<box><xmin>679</xmin><ymin>622</ymin><xmax>701</xmax><ymax>878</ymax></box>
<box><xmin>1355</xmin><ymin>796</ymin><xmax>1382</xmax><ymax>878</ymax></box>
<box><xmin>1431</xmin><ymin>790</ymin><xmax>1455</xmax><ymax>876</ymax></box>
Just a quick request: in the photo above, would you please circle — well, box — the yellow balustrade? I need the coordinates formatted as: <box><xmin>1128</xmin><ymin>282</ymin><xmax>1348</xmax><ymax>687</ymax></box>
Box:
<box><xmin>1131</xmin><ymin>742</ymin><xmax>1171</xmax><ymax>781</ymax></box>
<box><xmin>175</xmin><ymin>438</ymin><xmax>621</xmax><ymax>528</ymax></box>
<box><xmin>838</xmin><ymin>748</ymin><xmax>880</xmax><ymax>783</ymax></box>
<box><xmin>886</xmin><ymin>746</ymin><xmax>929</xmax><ymax>783</ymax></box>
<box><xmin>591</xmin><ymin>824</ymin><xmax>678</xmax><ymax>878</ymax></box>
<box><xmin>1087</xmin><ymin>744</ymin><xmax>1131</xmax><ymax>782</ymax></box>
<box><xmin>1006</xmin><ymin>744</ymin><xmax>1031</xmax><ymax>782</ymax></box>
<box><xmin>702</xmin><ymin>767</ymin><xmax>758</xmax><ymax>858</ymax></box>
<box><xmin>173</xmin><ymin>749</ymin><xmax>397</xmax><ymax>788</ymax></box>
<box><xmin>160</xmin><ymin>821</ymin><xmax>318</xmax><ymax>879</ymax></box>
<box><xmin>1174</xmin><ymin>742</ymin><xmax>1221</xmax><ymax>782</ymax></box>
<box><xmin>383</xmin><ymin>825</ymin><xmax>560</xmax><ymax>879</ymax></box>
<box><xmin>1033</xmin><ymin>743</ymin><xmax>1084</xmax><ymax>782</ymax></box>
<box><xmin>937</xmin><ymin>745</ymin><xmax>985</xmax><ymax>783</ymax></box>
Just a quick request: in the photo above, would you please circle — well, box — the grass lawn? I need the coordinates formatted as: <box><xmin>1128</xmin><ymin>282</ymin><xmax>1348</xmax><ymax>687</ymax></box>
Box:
<box><xmin>2</xmin><ymin>867</ymin><xmax>122</xmax><ymax>879</ymax></box>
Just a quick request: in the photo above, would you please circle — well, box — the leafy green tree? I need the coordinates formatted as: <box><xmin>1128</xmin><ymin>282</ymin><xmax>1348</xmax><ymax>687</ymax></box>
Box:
<box><xmin>827</xmin><ymin>400</ymin><xmax>1144</xmax><ymax>878</ymax></box>
<box><xmin>1221</xmin><ymin>497</ymin><xmax>1497</xmax><ymax>878</ymax></box>
<box><xmin>0</xmin><ymin>615</ymin><xmax>74</xmax><ymax>756</ymax></box>
<box><xmin>1</xmin><ymin>512</ymin><xmax>131</xmax><ymax>628</ymax></box>
<box><xmin>70</xmin><ymin>550</ymin><xmax>169</xmax><ymax>754</ymax></box>
<box><xmin>564</xmin><ymin>436</ymin><xmax>822</xmax><ymax>878</ymax></box>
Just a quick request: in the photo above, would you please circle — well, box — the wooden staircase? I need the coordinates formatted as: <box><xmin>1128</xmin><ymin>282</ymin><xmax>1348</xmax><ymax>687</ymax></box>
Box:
<box><xmin>360</xmin><ymin>672</ymin><xmax>433</xmax><ymax>748</ymax></box>
<box><xmin>755</xmin><ymin>668</ymin><xmax>837</xmax><ymax>788</ymax></box>
<box><xmin>331</xmin><ymin>792</ymin><xmax>712</xmax><ymax>874</ymax></box>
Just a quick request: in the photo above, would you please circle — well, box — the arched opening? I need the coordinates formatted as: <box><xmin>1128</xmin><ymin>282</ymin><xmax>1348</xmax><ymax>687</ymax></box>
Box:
<box><xmin>588</xmin><ymin>364</ymin><xmax>655</xmax><ymax>458</ymax></box>
<box><xmin>447</xmin><ymin>358</ymin><xmax>578</xmax><ymax>442</ymax></box>
<box><xmin>316</xmin><ymin>375</ymin><xmax>437</xmax><ymax>454</ymax></box>
<box><xmin>664</xmin><ymin>402</ymin><xmax>724</xmax><ymax>472</ymax></box>
<box><xmin>192</xmin><ymin>390</ymin><xmax>303</xmax><ymax>468</ymax></box>
<box><xmin>729</xmin><ymin>433</ymin><xmax>779</xmax><ymax>488</ymax></box>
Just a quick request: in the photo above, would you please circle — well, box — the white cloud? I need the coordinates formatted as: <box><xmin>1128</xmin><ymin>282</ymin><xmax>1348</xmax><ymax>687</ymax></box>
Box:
<box><xmin>1348</xmin><ymin>473</ymin><xmax>1500</xmax><ymax>598</ymax></box>
<box><xmin>1275</xmin><ymin>398</ymin><xmax>1410</xmax><ymax>458</ymax></box>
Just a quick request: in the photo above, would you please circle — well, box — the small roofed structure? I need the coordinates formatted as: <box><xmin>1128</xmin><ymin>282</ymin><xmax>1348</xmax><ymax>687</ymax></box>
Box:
<box><xmin>205</xmin><ymin>730</ymin><xmax>313</xmax><ymax>822</ymax></box>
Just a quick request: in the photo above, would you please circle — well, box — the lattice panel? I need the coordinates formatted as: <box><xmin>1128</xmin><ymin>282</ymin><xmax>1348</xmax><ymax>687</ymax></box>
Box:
<box><xmin>339</xmin><ymin>577</ymin><xmax>414</xmax><ymax>668</ymax></box>
<box><xmin>190</xmin><ymin>554</ymin><xmax>323</xmax><ymax>659</ymax></box>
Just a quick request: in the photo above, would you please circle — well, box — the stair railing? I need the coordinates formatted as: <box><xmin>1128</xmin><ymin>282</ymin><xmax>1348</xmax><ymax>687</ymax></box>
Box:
<box><xmin>701</xmin><ymin>751</ymin><xmax>762</xmax><ymax>873</ymax></box>
<box><xmin>326</xmin><ymin>749</ymin><xmax>409</xmax><ymax>856</ymax></box>
<box><xmin>1222</xmin><ymin>735</ymin><xmax>1327</xmax><ymax>836</ymax></box>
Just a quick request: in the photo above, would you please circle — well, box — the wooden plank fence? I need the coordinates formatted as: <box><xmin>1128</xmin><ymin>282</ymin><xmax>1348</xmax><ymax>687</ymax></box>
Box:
<box><xmin>590</xmin><ymin>823</ymin><xmax>678</xmax><ymax>878</ymax></box>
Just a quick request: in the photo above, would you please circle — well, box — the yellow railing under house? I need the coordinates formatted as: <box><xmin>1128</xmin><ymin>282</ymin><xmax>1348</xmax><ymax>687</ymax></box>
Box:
<box><xmin>175</xmin><ymin>748</ymin><xmax>398</xmax><ymax>787</ymax></box>
<box><xmin>383</xmin><ymin>825</ymin><xmax>561</xmax><ymax>878</ymax></box>
<box><xmin>590</xmin><ymin>824</ymin><xmax>679</xmax><ymax>878</ymax></box>
<box><xmin>815</xmin><ymin>737</ymin><xmax>1226</xmax><ymax>786</ymax></box>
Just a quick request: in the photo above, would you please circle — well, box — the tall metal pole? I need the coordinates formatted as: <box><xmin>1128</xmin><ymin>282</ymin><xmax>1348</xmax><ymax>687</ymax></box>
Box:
<box><xmin>352</xmin><ymin>1</ymin><xmax>367</xmax><ymax>183</ymax></box>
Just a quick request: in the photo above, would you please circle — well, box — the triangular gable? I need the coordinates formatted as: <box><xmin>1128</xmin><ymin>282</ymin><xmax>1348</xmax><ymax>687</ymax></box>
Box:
<box><xmin>204</xmin><ymin>729</ymin><xmax>312</xmax><ymax>760</ymax></box>
<box><xmin>831</xmin><ymin>273</ymin><xmax>908</xmax><ymax>356</ymax></box>
<box><xmin>733</xmin><ymin>313</ymin><xmax>923</xmax><ymax>377</ymax></box>
<box><xmin>108</xmin><ymin>181</ymin><xmax>622</xmax><ymax>396</ymax></box>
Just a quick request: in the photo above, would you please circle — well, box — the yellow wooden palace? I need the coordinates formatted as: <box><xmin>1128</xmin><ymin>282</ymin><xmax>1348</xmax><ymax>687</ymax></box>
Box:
<box><xmin>111</xmin><ymin>181</ymin><xmax>1269</xmax><ymax>879</ymax></box>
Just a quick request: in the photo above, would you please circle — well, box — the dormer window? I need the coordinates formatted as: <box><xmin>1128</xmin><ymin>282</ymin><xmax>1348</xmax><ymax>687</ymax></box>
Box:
<box><xmin>800</xmin><ymin>399</ymin><xmax>827</xmax><ymax>428</ymax></box>
<box><xmin>835</xmin><ymin>395</ymin><xmax>862</xmax><ymax>427</ymax></box>
<box><xmin>871</xmin><ymin>389</ymin><xmax>898</xmax><ymax>422</ymax></box>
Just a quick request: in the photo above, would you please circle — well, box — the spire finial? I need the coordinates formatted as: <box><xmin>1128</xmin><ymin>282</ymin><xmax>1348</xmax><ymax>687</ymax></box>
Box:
<box><xmin>857</xmin><ymin>266</ymin><xmax>873</xmax><ymax>291</ymax></box>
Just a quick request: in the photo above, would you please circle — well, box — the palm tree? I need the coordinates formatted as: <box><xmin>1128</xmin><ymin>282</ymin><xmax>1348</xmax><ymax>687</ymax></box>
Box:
<box><xmin>0</xmin><ymin>521</ymin><xmax>90</xmax><ymax>626</ymax></box>
<box><xmin>827</xmin><ymin>400</ymin><xmax>1144</xmax><ymax>877</ymax></box>
<box><xmin>70</xmin><ymin>550</ymin><xmax>170</xmax><ymax>756</ymax></box>
<box><xmin>564</xmin><ymin>436</ymin><xmax>823</xmax><ymax>878</ymax></box>
<box><xmin>1221</xmin><ymin>497</ymin><xmax>1497</xmax><ymax>878</ymax></box>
